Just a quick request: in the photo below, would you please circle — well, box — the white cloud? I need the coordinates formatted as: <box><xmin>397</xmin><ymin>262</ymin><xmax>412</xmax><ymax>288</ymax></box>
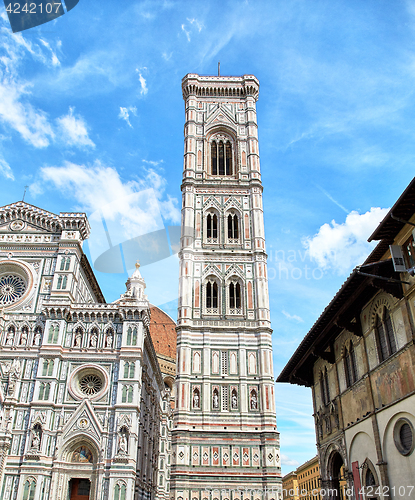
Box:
<box><xmin>303</xmin><ymin>207</ymin><xmax>390</xmax><ymax>275</ymax></box>
<box><xmin>31</xmin><ymin>160</ymin><xmax>180</xmax><ymax>228</ymax></box>
<box><xmin>56</xmin><ymin>107</ymin><xmax>95</xmax><ymax>148</ymax></box>
<box><xmin>282</xmin><ymin>310</ymin><xmax>304</xmax><ymax>323</ymax></box>
<box><xmin>0</xmin><ymin>26</ymin><xmax>64</xmax><ymax>148</ymax></box>
<box><xmin>181</xmin><ymin>24</ymin><xmax>191</xmax><ymax>42</ymax></box>
<box><xmin>0</xmin><ymin>79</ymin><xmax>54</xmax><ymax>148</ymax></box>
<box><xmin>280</xmin><ymin>454</ymin><xmax>300</xmax><ymax>468</ymax></box>
<box><xmin>0</xmin><ymin>157</ymin><xmax>14</xmax><ymax>180</ymax></box>
<box><xmin>30</xmin><ymin>161</ymin><xmax>181</xmax><ymax>280</ymax></box>
<box><xmin>182</xmin><ymin>18</ymin><xmax>204</xmax><ymax>42</ymax></box>
<box><xmin>315</xmin><ymin>184</ymin><xmax>349</xmax><ymax>214</ymax></box>
<box><xmin>39</xmin><ymin>39</ymin><xmax>61</xmax><ymax>66</ymax></box>
<box><xmin>187</xmin><ymin>18</ymin><xmax>204</xmax><ymax>32</ymax></box>
<box><xmin>118</xmin><ymin>106</ymin><xmax>137</xmax><ymax>128</ymax></box>
<box><xmin>139</xmin><ymin>74</ymin><xmax>148</xmax><ymax>95</ymax></box>
<box><xmin>142</xmin><ymin>159</ymin><xmax>163</xmax><ymax>166</ymax></box>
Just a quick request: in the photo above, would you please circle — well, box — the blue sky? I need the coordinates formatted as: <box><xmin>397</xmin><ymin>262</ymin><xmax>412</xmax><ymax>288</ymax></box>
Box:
<box><xmin>0</xmin><ymin>0</ymin><xmax>414</xmax><ymax>475</ymax></box>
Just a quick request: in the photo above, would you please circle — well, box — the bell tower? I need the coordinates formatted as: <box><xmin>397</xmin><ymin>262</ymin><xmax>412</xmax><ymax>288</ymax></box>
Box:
<box><xmin>171</xmin><ymin>74</ymin><xmax>282</xmax><ymax>499</ymax></box>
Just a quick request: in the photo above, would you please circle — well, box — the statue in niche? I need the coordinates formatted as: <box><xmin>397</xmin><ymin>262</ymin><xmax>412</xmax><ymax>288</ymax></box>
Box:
<box><xmin>118</xmin><ymin>429</ymin><xmax>128</xmax><ymax>455</ymax></box>
<box><xmin>232</xmin><ymin>391</ymin><xmax>238</xmax><ymax>409</ymax></box>
<box><xmin>20</xmin><ymin>329</ymin><xmax>28</xmax><ymax>346</ymax></box>
<box><xmin>193</xmin><ymin>390</ymin><xmax>200</xmax><ymax>408</ymax></box>
<box><xmin>250</xmin><ymin>391</ymin><xmax>258</xmax><ymax>410</ymax></box>
<box><xmin>30</xmin><ymin>428</ymin><xmax>41</xmax><ymax>452</ymax></box>
<box><xmin>74</xmin><ymin>330</ymin><xmax>82</xmax><ymax>347</ymax></box>
<box><xmin>212</xmin><ymin>390</ymin><xmax>219</xmax><ymax>409</ymax></box>
<box><xmin>7</xmin><ymin>359</ymin><xmax>21</xmax><ymax>396</ymax></box>
<box><xmin>33</xmin><ymin>331</ymin><xmax>41</xmax><ymax>346</ymax></box>
<box><xmin>90</xmin><ymin>333</ymin><xmax>98</xmax><ymax>348</ymax></box>
<box><xmin>6</xmin><ymin>329</ymin><xmax>14</xmax><ymax>346</ymax></box>
<box><xmin>105</xmin><ymin>331</ymin><xmax>113</xmax><ymax>348</ymax></box>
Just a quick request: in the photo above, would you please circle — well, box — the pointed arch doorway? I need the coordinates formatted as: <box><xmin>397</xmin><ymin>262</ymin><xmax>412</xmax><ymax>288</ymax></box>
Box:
<box><xmin>69</xmin><ymin>478</ymin><xmax>91</xmax><ymax>500</ymax></box>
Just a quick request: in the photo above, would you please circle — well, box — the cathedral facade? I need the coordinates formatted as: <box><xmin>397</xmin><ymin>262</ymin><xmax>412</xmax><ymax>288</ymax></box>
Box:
<box><xmin>0</xmin><ymin>203</ymin><xmax>174</xmax><ymax>500</ymax></box>
<box><xmin>0</xmin><ymin>72</ymin><xmax>281</xmax><ymax>500</ymax></box>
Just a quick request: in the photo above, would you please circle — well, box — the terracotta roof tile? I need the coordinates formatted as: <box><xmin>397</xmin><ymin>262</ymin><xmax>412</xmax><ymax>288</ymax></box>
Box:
<box><xmin>149</xmin><ymin>305</ymin><xmax>176</xmax><ymax>360</ymax></box>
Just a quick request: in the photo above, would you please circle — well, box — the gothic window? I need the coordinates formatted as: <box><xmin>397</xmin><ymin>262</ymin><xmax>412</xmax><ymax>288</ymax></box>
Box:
<box><xmin>205</xmin><ymin>278</ymin><xmax>219</xmax><ymax>314</ymax></box>
<box><xmin>230</xmin><ymin>352</ymin><xmax>237</xmax><ymax>374</ymax></box>
<box><xmin>48</xmin><ymin>324</ymin><xmax>59</xmax><ymax>344</ymax></box>
<box><xmin>127</xmin><ymin>327</ymin><xmax>132</xmax><ymax>345</ymax></box>
<box><xmin>22</xmin><ymin>478</ymin><xmax>36</xmax><ymax>500</ymax></box>
<box><xmin>404</xmin><ymin>233</ymin><xmax>415</xmax><ymax>268</ymax></box>
<box><xmin>375</xmin><ymin>307</ymin><xmax>397</xmax><ymax>362</ymax></box>
<box><xmin>42</xmin><ymin>359</ymin><xmax>54</xmax><ymax>377</ymax></box>
<box><xmin>206</xmin><ymin>213</ymin><xmax>218</xmax><ymax>243</ymax></box>
<box><xmin>365</xmin><ymin>468</ymin><xmax>376</xmax><ymax>487</ymax></box>
<box><xmin>212</xmin><ymin>351</ymin><xmax>219</xmax><ymax>374</ymax></box>
<box><xmin>248</xmin><ymin>352</ymin><xmax>257</xmax><ymax>375</ymax></box>
<box><xmin>211</xmin><ymin>142</ymin><xmax>217</xmax><ymax>175</ymax></box>
<box><xmin>192</xmin><ymin>351</ymin><xmax>201</xmax><ymax>373</ymax></box>
<box><xmin>227</xmin><ymin>213</ymin><xmax>239</xmax><ymax>243</ymax></box>
<box><xmin>344</xmin><ymin>341</ymin><xmax>358</xmax><ymax>388</ymax></box>
<box><xmin>57</xmin><ymin>276</ymin><xmax>62</xmax><ymax>289</ymax></box>
<box><xmin>39</xmin><ymin>383</ymin><xmax>50</xmax><ymax>401</ymax></box>
<box><xmin>320</xmin><ymin>367</ymin><xmax>330</xmax><ymax>406</ymax></box>
<box><xmin>129</xmin><ymin>362</ymin><xmax>135</xmax><ymax>378</ymax></box>
<box><xmin>60</xmin><ymin>257</ymin><xmax>71</xmax><ymax>271</ymax></box>
<box><xmin>210</xmin><ymin>140</ymin><xmax>233</xmax><ymax>175</ymax></box>
<box><xmin>221</xmin><ymin>386</ymin><xmax>228</xmax><ymax>411</ymax></box>
<box><xmin>128</xmin><ymin>386</ymin><xmax>133</xmax><ymax>403</ymax></box>
<box><xmin>124</xmin><ymin>362</ymin><xmax>130</xmax><ymax>379</ymax></box>
<box><xmin>62</xmin><ymin>276</ymin><xmax>68</xmax><ymax>290</ymax></box>
<box><xmin>221</xmin><ymin>351</ymin><xmax>228</xmax><ymax>375</ymax></box>
<box><xmin>228</xmin><ymin>281</ymin><xmax>241</xmax><ymax>313</ymax></box>
<box><xmin>132</xmin><ymin>327</ymin><xmax>138</xmax><ymax>345</ymax></box>
<box><xmin>122</xmin><ymin>385</ymin><xmax>127</xmax><ymax>403</ymax></box>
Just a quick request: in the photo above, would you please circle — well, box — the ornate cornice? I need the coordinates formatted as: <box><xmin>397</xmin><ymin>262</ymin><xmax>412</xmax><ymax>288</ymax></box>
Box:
<box><xmin>0</xmin><ymin>201</ymin><xmax>90</xmax><ymax>240</ymax></box>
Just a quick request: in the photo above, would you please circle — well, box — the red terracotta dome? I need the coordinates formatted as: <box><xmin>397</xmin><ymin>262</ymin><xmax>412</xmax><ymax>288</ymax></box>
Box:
<box><xmin>149</xmin><ymin>305</ymin><xmax>176</xmax><ymax>360</ymax></box>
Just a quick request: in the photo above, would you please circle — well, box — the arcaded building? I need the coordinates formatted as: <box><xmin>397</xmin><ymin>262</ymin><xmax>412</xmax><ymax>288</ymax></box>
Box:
<box><xmin>278</xmin><ymin>178</ymin><xmax>415</xmax><ymax>499</ymax></box>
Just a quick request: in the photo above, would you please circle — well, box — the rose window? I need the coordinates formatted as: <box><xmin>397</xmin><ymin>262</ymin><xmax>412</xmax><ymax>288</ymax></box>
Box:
<box><xmin>79</xmin><ymin>374</ymin><xmax>103</xmax><ymax>396</ymax></box>
<box><xmin>0</xmin><ymin>275</ymin><xmax>26</xmax><ymax>305</ymax></box>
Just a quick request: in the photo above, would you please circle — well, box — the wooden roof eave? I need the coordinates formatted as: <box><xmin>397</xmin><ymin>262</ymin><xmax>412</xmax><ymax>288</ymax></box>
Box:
<box><xmin>277</xmin><ymin>259</ymin><xmax>400</xmax><ymax>385</ymax></box>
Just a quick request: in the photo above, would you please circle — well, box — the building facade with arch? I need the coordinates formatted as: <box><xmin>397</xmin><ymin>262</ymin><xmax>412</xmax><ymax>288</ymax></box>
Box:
<box><xmin>0</xmin><ymin>202</ymin><xmax>175</xmax><ymax>500</ymax></box>
<box><xmin>278</xmin><ymin>178</ymin><xmax>415</xmax><ymax>499</ymax></box>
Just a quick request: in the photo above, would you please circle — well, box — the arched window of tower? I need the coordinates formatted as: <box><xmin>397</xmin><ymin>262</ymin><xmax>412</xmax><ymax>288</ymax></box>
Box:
<box><xmin>210</xmin><ymin>137</ymin><xmax>233</xmax><ymax>176</ymax></box>
<box><xmin>227</xmin><ymin>213</ymin><xmax>239</xmax><ymax>243</ymax></box>
<box><xmin>206</xmin><ymin>213</ymin><xmax>218</xmax><ymax>243</ymax></box>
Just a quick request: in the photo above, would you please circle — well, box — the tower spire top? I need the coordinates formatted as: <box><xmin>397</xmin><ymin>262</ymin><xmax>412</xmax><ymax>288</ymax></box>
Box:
<box><xmin>218</xmin><ymin>61</ymin><xmax>220</xmax><ymax>76</ymax></box>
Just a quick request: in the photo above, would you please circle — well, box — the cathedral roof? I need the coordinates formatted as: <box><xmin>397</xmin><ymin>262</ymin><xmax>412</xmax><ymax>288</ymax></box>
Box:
<box><xmin>149</xmin><ymin>305</ymin><xmax>176</xmax><ymax>361</ymax></box>
<box><xmin>0</xmin><ymin>201</ymin><xmax>91</xmax><ymax>239</ymax></box>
